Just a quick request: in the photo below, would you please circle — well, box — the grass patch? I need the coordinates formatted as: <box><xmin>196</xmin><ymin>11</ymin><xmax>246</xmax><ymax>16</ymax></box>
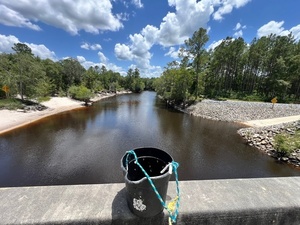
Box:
<box><xmin>37</xmin><ymin>96</ymin><xmax>51</xmax><ymax>103</ymax></box>
<box><xmin>274</xmin><ymin>131</ymin><xmax>300</xmax><ymax>157</ymax></box>
<box><xmin>0</xmin><ymin>98</ymin><xmax>24</xmax><ymax>110</ymax></box>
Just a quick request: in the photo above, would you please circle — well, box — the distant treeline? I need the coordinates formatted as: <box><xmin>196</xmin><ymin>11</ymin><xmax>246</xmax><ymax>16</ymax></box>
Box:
<box><xmin>1</xmin><ymin>28</ymin><xmax>300</xmax><ymax>105</ymax></box>
<box><xmin>0</xmin><ymin>43</ymin><xmax>155</xmax><ymax>101</ymax></box>
<box><xmin>154</xmin><ymin>28</ymin><xmax>300</xmax><ymax>105</ymax></box>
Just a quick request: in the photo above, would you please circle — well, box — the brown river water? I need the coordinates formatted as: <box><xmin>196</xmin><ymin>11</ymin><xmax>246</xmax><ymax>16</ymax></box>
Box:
<box><xmin>0</xmin><ymin>91</ymin><xmax>299</xmax><ymax>187</ymax></box>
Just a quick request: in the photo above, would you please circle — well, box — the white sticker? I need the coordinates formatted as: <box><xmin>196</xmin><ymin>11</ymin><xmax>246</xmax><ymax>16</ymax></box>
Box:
<box><xmin>133</xmin><ymin>198</ymin><xmax>146</xmax><ymax>212</ymax></box>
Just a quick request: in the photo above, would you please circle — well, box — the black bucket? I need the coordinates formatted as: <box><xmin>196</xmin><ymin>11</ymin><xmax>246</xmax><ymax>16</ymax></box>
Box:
<box><xmin>121</xmin><ymin>147</ymin><xmax>173</xmax><ymax>218</ymax></box>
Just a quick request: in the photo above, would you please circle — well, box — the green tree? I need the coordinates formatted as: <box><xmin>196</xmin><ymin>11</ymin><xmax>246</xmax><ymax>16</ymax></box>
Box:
<box><xmin>60</xmin><ymin>58</ymin><xmax>85</xmax><ymax>92</ymax></box>
<box><xmin>43</xmin><ymin>59</ymin><xmax>63</xmax><ymax>95</ymax></box>
<box><xmin>155</xmin><ymin>61</ymin><xmax>193</xmax><ymax>105</ymax></box>
<box><xmin>11</xmin><ymin>43</ymin><xmax>47</xmax><ymax>100</ymax></box>
<box><xmin>183</xmin><ymin>27</ymin><xmax>209</xmax><ymax>98</ymax></box>
<box><xmin>68</xmin><ymin>85</ymin><xmax>94</xmax><ymax>105</ymax></box>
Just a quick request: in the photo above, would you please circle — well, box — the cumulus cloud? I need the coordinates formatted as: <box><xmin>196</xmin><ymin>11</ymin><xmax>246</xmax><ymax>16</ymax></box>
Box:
<box><xmin>0</xmin><ymin>0</ymin><xmax>123</xmax><ymax>35</ymax></box>
<box><xmin>115</xmin><ymin>0</ymin><xmax>251</xmax><ymax>73</ymax></box>
<box><xmin>115</xmin><ymin>0</ymin><xmax>213</xmax><ymax>69</ymax></box>
<box><xmin>114</xmin><ymin>43</ymin><xmax>133</xmax><ymax>60</ymax></box>
<box><xmin>0</xmin><ymin>34</ymin><xmax>19</xmax><ymax>53</ymax></box>
<box><xmin>81</xmin><ymin>43</ymin><xmax>102</xmax><ymax>51</ymax></box>
<box><xmin>0</xmin><ymin>5</ymin><xmax>41</xmax><ymax>31</ymax></box>
<box><xmin>0</xmin><ymin>33</ymin><xmax>56</xmax><ymax>60</ymax></box>
<box><xmin>290</xmin><ymin>25</ymin><xmax>300</xmax><ymax>41</ymax></box>
<box><xmin>257</xmin><ymin>21</ymin><xmax>300</xmax><ymax>41</ymax></box>
<box><xmin>27</xmin><ymin>43</ymin><xmax>56</xmax><ymax>60</ymax></box>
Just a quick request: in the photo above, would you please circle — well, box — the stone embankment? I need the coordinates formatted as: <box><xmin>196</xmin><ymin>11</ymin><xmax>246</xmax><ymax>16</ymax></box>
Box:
<box><xmin>238</xmin><ymin>122</ymin><xmax>300</xmax><ymax>167</ymax></box>
<box><xmin>186</xmin><ymin>99</ymin><xmax>300</xmax><ymax>168</ymax></box>
<box><xmin>186</xmin><ymin>99</ymin><xmax>300</xmax><ymax>122</ymax></box>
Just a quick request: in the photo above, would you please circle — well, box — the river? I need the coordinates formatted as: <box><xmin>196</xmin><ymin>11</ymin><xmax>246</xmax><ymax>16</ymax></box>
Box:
<box><xmin>0</xmin><ymin>91</ymin><xmax>299</xmax><ymax>187</ymax></box>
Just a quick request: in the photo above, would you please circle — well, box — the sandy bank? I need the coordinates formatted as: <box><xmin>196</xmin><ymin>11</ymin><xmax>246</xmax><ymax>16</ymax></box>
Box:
<box><xmin>0</xmin><ymin>92</ymin><xmax>121</xmax><ymax>135</ymax></box>
<box><xmin>0</xmin><ymin>97</ymin><xmax>84</xmax><ymax>135</ymax></box>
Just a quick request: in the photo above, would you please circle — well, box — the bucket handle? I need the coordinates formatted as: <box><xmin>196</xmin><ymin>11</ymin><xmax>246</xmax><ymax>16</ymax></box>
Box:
<box><xmin>125</xmin><ymin>150</ymin><xmax>180</xmax><ymax>224</ymax></box>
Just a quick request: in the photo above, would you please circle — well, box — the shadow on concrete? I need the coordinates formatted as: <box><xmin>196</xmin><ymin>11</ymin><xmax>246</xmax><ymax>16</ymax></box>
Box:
<box><xmin>111</xmin><ymin>187</ymin><xmax>168</xmax><ymax>225</ymax></box>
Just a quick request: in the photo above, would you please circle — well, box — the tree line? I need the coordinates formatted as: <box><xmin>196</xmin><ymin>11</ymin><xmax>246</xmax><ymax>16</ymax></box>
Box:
<box><xmin>0</xmin><ymin>43</ymin><xmax>155</xmax><ymax>102</ymax></box>
<box><xmin>155</xmin><ymin>28</ymin><xmax>300</xmax><ymax>106</ymax></box>
<box><xmin>1</xmin><ymin>29</ymin><xmax>300</xmax><ymax>106</ymax></box>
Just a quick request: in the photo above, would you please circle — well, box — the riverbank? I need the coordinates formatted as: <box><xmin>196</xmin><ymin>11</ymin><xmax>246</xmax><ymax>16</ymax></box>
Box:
<box><xmin>0</xmin><ymin>91</ymin><xmax>130</xmax><ymax>135</ymax></box>
<box><xmin>186</xmin><ymin>99</ymin><xmax>300</xmax><ymax>123</ymax></box>
<box><xmin>186</xmin><ymin>99</ymin><xmax>300</xmax><ymax>168</ymax></box>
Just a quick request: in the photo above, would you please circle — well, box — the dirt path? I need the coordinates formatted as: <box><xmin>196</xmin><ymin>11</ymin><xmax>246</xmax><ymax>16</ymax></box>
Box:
<box><xmin>241</xmin><ymin>115</ymin><xmax>300</xmax><ymax>127</ymax></box>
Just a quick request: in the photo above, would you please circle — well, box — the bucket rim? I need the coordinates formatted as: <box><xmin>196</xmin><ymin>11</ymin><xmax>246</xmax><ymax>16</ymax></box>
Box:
<box><xmin>121</xmin><ymin>147</ymin><xmax>173</xmax><ymax>184</ymax></box>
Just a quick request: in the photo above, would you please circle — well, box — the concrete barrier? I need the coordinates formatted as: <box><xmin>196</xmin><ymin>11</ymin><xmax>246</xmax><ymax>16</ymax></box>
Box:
<box><xmin>0</xmin><ymin>177</ymin><xmax>299</xmax><ymax>224</ymax></box>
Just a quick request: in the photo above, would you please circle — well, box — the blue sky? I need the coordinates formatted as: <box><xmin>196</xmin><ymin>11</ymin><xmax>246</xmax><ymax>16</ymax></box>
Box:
<box><xmin>0</xmin><ymin>0</ymin><xmax>299</xmax><ymax>77</ymax></box>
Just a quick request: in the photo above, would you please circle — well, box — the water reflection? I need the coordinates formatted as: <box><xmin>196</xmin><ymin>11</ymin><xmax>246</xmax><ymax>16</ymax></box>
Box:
<box><xmin>0</xmin><ymin>91</ymin><xmax>299</xmax><ymax>187</ymax></box>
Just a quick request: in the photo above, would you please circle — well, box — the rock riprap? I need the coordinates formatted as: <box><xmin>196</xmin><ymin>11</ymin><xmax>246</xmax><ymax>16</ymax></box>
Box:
<box><xmin>186</xmin><ymin>100</ymin><xmax>300</xmax><ymax>122</ymax></box>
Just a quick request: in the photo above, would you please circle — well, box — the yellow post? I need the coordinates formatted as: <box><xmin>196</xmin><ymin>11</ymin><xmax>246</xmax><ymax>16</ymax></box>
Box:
<box><xmin>271</xmin><ymin>97</ymin><xmax>277</xmax><ymax>109</ymax></box>
<box><xmin>2</xmin><ymin>85</ymin><xmax>10</xmax><ymax>98</ymax></box>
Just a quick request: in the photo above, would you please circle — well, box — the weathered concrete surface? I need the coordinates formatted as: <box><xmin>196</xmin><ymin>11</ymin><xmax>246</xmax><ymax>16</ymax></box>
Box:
<box><xmin>0</xmin><ymin>177</ymin><xmax>300</xmax><ymax>224</ymax></box>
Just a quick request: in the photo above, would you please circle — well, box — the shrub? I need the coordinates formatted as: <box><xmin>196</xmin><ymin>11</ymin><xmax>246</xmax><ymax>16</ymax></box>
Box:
<box><xmin>274</xmin><ymin>131</ymin><xmax>300</xmax><ymax>157</ymax></box>
<box><xmin>68</xmin><ymin>85</ymin><xmax>94</xmax><ymax>105</ymax></box>
<box><xmin>0</xmin><ymin>98</ymin><xmax>23</xmax><ymax>110</ymax></box>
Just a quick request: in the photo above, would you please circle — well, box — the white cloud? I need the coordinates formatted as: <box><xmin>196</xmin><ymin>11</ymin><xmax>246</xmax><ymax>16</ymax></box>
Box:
<box><xmin>115</xmin><ymin>43</ymin><xmax>133</xmax><ymax>60</ymax></box>
<box><xmin>81</xmin><ymin>43</ymin><xmax>102</xmax><ymax>51</ymax></box>
<box><xmin>0</xmin><ymin>33</ymin><xmax>56</xmax><ymax>60</ymax></box>
<box><xmin>164</xmin><ymin>47</ymin><xmax>180</xmax><ymax>59</ymax></box>
<box><xmin>27</xmin><ymin>43</ymin><xmax>56</xmax><ymax>60</ymax></box>
<box><xmin>207</xmin><ymin>39</ymin><xmax>223</xmax><ymax>50</ymax></box>
<box><xmin>98</xmin><ymin>51</ymin><xmax>108</xmax><ymax>63</ymax></box>
<box><xmin>213</xmin><ymin>0</ymin><xmax>252</xmax><ymax>21</ymax></box>
<box><xmin>257</xmin><ymin>21</ymin><xmax>286</xmax><ymax>37</ymax></box>
<box><xmin>132</xmin><ymin>0</ymin><xmax>143</xmax><ymax>8</ymax></box>
<box><xmin>257</xmin><ymin>21</ymin><xmax>300</xmax><ymax>41</ymax></box>
<box><xmin>233</xmin><ymin>30</ymin><xmax>243</xmax><ymax>38</ymax></box>
<box><xmin>158</xmin><ymin>0</ymin><xmax>214</xmax><ymax>47</ymax></box>
<box><xmin>115</xmin><ymin>33</ymin><xmax>152</xmax><ymax>69</ymax></box>
<box><xmin>0</xmin><ymin>5</ymin><xmax>41</xmax><ymax>31</ymax></box>
<box><xmin>233</xmin><ymin>22</ymin><xmax>246</xmax><ymax>37</ymax></box>
<box><xmin>0</xmin><ymin>0</ymin><xmax>123</xmax><ymax>35</ymax></box>
<box><xmin>114</xmin><ymin>0</ymin><xmax>251</xmax><ymax>74</ymax></box>
<box><xmin>290</xmin><ymin>25</ymin><xmax>300</xmax><ymax>41</ymax></box>
<box><xmin>0</xmin><ymin>34</ymin><xmax>19</xmax><ymax>53</ymax></box>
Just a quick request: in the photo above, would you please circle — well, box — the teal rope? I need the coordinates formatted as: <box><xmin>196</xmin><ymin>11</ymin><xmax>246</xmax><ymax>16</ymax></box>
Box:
<box><xmin>126</xmin><ymin>150</ymin><xmax>180</xmax><ymax>223</ymax></box>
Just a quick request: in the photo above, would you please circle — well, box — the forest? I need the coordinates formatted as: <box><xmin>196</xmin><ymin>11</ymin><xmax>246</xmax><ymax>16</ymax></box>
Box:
<box><xmin>0</xmin><ymin>43</ymin><xmax>154</xmax><ymax>104</ymax></box>
<box><xmin>1</xmin><ymin>27</ymin><xmax>300</xmax><ymax>107</ymax></box>
<box><xmin>155</xmin><ymin>28</ymin><xmax>300</xmax><ymax>106</ymax></box>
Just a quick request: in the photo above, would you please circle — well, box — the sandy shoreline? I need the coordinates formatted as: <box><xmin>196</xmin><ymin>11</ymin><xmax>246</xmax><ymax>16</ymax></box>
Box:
<box><xmin>0</xmin><ymin>93</ymin><xmax>117</xmax><ymax>135</ymax></box>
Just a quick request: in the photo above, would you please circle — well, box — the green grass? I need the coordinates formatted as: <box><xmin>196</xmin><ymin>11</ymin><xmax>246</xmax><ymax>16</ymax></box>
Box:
<box><xmin>0</xmin><ymin>98</ymin><xmax>24</xmax><ymax>110</ymax></box>
<box><xmin>274</xmin><ymin>131</ymin><xmax>300</xmax><ymax>157</ymax></box>
<box><xmin>37</xmin><ymin>96</ymin><xmax>50</xmax><ymax>103</ymax></box>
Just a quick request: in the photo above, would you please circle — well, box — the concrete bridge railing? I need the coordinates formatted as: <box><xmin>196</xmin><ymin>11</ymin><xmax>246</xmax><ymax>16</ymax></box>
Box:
<box><xmin>0</xmin><ymin>177</ymin><xmax>300</xmax><ymax>224</ymax></box>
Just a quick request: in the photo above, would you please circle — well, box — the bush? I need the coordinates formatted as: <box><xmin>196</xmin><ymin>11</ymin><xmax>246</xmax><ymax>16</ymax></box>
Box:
<box><xmin>0</xmin><ymin>98</ymin><xmax>23</xmax><ymax>110</ymax></box>
<box><xmin>274</xmin><ymin>131</ymin><xmax>300</xmax><ymax>157</ymax></box>
<box><xmin>68</xmin><ymin>85</ymin><xmax>94</xmax><ymax>105</ymax></box>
